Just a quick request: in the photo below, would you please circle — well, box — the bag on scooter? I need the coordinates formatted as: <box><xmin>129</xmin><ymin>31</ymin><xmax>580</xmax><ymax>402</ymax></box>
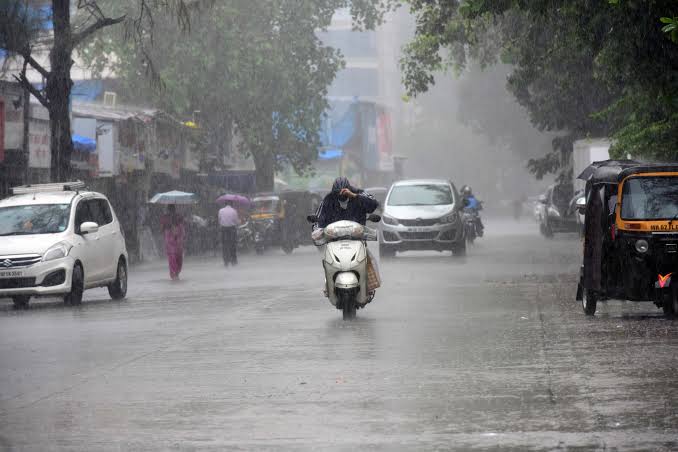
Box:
<box><xmin>366</xmin><ymin>249</ymin><xmax>381</xmax><ymax>291</ymax></box>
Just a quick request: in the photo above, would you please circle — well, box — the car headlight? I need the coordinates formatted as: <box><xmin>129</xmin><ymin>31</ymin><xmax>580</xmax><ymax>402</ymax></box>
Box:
<box><xmin>382</xmin><ymin>215</ymin><xmax>399</xmax><ymax>226</ymax></box>
<box><xmin>440</xmin><ymin>213</ymin><xmax>457</xmax><ymax>224</ymax></box>
<box><xmin>635</xmin><ymin>239</ymin><xmax>649</xmax><ymax>253</ymax></box>
<box><xmin>42</xmin><ymin>241</ymin><xmax>73</xmax><ymax>262</ymax></box>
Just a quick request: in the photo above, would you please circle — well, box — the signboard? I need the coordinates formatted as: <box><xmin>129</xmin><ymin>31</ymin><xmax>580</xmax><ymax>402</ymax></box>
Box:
<box><xmin>376</xmin><ymin>112</ymin><xmax>393</xmax><ymax>172</ymax></box>
<box><xmin>28</xmin><ymin>119</ymin><xmax>50</xmax><ymax>168</ymax></box>
<box><xmin>99</xmin><ymin>122</ymin><xmax>116</xmax><ymax>177</ymax></box>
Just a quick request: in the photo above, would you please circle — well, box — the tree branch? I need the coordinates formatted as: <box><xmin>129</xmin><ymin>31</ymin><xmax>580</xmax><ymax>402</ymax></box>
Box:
<box><xmin>22</xmin><ymin>52</ymin><xmax>50</xmax><ymax>79</ymax></box>
<box><xmin>72</xmin><ymin>15</ymin><xmax>126</xmax><ymax>48</ymax></box>
<box><xmin>13</xmin><ymin>59</ymin><xmax>48</xmax><ymax>108</ymax></box>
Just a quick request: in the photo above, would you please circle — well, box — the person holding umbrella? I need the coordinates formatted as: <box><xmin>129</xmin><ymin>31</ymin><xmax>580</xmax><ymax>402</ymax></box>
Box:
<box><xmin>150</xmin><ymin>191</ymin><xmax>197</xmax><ymax>280</ymax></box>
<box><xmin>218</xmin><ymin>199</ymin><xmax>240</xmax><ymax>266</ymax></box>
<box><xmin>160</xmin><ymin>205</ymin><xmax>186</xmax><ymax>280</ymax></box>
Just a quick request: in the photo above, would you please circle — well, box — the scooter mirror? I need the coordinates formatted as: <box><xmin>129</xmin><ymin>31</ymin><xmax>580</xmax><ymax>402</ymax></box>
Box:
<box><xmin>367</xmin><ymin>214</ymin><xmax>381</xmax><ymax>223</ymax></box>
<box><xmin>306</xmin><ymin>215</ymin><xmax>318</xmax><ymax>223</ymax></box>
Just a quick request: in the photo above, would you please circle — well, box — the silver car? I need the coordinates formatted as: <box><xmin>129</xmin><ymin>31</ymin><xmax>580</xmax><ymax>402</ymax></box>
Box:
<box><xmin>379</xmin><ymin>179</ymin><xmax>466</xmax><ymax>257</ymax></box>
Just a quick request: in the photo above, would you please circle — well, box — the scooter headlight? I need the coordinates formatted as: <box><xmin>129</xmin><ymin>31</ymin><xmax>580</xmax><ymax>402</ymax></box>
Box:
<box><xmin>635</xmin><ymin>239</ymin><xmax>649</xmax><ymax>254</ymax></box>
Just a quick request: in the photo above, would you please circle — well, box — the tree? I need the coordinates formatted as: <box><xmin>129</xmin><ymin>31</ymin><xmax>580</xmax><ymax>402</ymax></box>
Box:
<box><xmin>82</xmin><ymin>0</ymin><xmax>393</xmax><ymax>191</ymax></box>
<box><xmin>0</xmin><ymin>0</ymin><xmax>195</xmax><ymax>182</ymax></box>
<box><xmin>401</xmin><ymin>0</ymin><xmax>678</xmax><ymax>178</ymax></box>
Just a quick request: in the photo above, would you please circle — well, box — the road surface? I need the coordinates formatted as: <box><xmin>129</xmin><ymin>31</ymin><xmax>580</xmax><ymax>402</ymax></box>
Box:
<box><xmin>1</xmin><ymin>220</ymin><xmax>677</xmax><ymax>450</ymax></box>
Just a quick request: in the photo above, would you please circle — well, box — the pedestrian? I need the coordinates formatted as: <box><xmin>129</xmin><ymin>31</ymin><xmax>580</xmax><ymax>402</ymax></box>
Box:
<box><xmin>218</xmin><ymin>200</ymin><xmax>240</xmax><ymax>266</ymax></box>
<box><xmin>160</xmin><ymin>204</ymin><xmax>186</xmax><ymax>280</ymax></box>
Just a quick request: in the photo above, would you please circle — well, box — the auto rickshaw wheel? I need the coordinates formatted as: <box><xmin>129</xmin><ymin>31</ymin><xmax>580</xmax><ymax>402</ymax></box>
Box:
<box><xmin>582</xmin><ymin>289</ymin><xmax>597</xmax><ymax>316</ymax></box>
<box><xmin>662</xmin><ymin>286</ymin><xmax>678</xmax><ymax>318</ymax></box>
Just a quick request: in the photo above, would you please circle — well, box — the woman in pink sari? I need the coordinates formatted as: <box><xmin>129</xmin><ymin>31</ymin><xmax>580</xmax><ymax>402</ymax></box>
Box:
<box><xmin>160</xmin><ymin>205</ymin><xmax>186</xmax><ymax>280</ymax></box>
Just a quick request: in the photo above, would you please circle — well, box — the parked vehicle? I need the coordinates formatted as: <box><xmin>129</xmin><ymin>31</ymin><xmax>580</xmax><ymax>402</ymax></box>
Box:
<box><xmin>576</xmin><ymin>160</ymin><xmax>678</xmax><ymax>316</ymax></box>
<box><xmin>307</xmin><ymin>214</ymin><xmax>381</xmax><ymax>320</ymax></box>
<box><xmin>537</xmin><ymin>183</ymin><xmax>579</xmax><ymax>237</ymax></box>
<box><xmin>380</xmin><ymin>179</ymin><xmax>466</xmax><ymax>257</ymax></box>
<box><xmin>251</xmin><ymin>191</ymin><xmax>321</xmax><ymax>254</ymax></box>
<box><xmin>0</xmin><ymin>182</ymin><xmax>129</xmax><ymax>309</ymax></box>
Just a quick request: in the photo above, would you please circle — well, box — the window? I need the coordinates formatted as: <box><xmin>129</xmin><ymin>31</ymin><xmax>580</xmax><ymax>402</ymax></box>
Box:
<box><xmin>74</xmin><ymin>201</ymin><xmax>93</xmax><ymax>232</ymax></box>
<box><xmin>621</xmin><ymin>176</ymin><xmax>678</xmax><ymax>220</ymax></box>
<box><xmin>95</xmin><ymin>199</ymin><xmax>113</xmax><ymax>225</ymax></box>
<box><xmin>387</xmin><ymin>184</ymin><xmax>454</xmax><ymax>206</ymax></box>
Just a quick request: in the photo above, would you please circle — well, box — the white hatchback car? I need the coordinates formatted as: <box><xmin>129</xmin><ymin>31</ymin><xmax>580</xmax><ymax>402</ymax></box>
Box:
<box><xmin>0</xmin><ymin>182</ymin><xmax>128</xmax><ymax>309</ymax></box>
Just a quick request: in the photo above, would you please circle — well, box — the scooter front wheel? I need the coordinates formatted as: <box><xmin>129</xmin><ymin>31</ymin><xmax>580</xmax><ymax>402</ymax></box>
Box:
<box><xmin>338</xmin><ymin>292</ymin><xmax>357</xmax><ymax>320</ymax></box>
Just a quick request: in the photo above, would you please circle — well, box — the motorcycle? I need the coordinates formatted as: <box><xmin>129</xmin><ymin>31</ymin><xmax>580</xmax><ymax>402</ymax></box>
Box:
<box><xmin>463</xmin><ymin>202</ymin><xmax>484</xmax><ymax>244</ymax></box>
<box><xmin>307</xmin><ymin>214</ymin><xmax>381</xmax><ymax>320</ymax></box>
<box><xmin>237</xmin><ymin>221</ymin><xmax>254</xmax><ymax>252</ymax></box>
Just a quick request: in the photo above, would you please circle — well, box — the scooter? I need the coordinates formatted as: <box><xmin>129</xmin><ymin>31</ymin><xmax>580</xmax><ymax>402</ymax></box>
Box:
<box><xmin>307</xmin><ymin>214</ymin><xmax>381</xmax><ymax>320</ymax></box>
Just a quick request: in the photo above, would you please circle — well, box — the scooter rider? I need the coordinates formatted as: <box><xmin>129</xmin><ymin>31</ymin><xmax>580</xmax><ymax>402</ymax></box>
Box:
<box><xmin>461</xmin><ymin>185</ymin><xmax>485</xmax><ymax>236</ymax></box>
<box><xmin>315</xmin><ymin>177</ymin><xmax>379</xmax><ymax>228</ymax></box>
<box><xmin>314</xmin><ymin>177</ymin><xmax>380</xmax><ymax>300</ymax></box>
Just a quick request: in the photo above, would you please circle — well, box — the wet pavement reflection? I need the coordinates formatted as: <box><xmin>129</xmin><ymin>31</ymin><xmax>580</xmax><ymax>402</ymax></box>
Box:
<box><xmin>1</xmin><ymin>220</ymin><xmax>677</xmax><ymax>450</ymax></box>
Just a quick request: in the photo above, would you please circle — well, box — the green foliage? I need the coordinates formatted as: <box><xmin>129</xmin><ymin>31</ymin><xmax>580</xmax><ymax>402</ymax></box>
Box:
<box><xmin>402</xmin><ymin>0</ymin><xmax>678</xmax><ymax>179</ymax></box>
<box><xmin>83</xmin><ymin>0</ymin><xmax>392</xmax><ymax>190</ymax></box>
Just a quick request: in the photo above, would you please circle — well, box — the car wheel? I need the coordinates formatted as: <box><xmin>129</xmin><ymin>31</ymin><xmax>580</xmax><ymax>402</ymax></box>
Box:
<box><xmin>582</xmin><ymin>289</ymin><xmax>597</xmax><ymax>316</ymax></box>
<box><xmin>452</xmin><ymin>240</ymin><xmax>466</xmax><ymax>257</ymax></box>
<box><xmin>380</xmin><ymin>243</ymin><xmax>395</xmax><ymax>258</ymax></box>
<box><xmin>65</xmin><ymin>264</ymin><xmax>84</xmax><ymax>305</ymax></box>
<box><xmin>108</xmin><ymin>259</ymin><xmax>128</xmax><ymax>300</ymax></box>
<box><xmin>12</xmin><ymin>296</ymin><xmax>30</xmax><ymax>310</ymax></box>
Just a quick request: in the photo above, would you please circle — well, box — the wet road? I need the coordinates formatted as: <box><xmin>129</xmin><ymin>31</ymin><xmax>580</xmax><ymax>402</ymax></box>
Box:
<box><xmin>1</xmin><ymin>220</ymin><xmax>678</xmax><ymax>451</ymax></box>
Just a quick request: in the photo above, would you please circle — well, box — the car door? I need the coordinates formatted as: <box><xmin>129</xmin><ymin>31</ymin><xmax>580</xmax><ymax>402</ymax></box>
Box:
<box><xmin>92</xmin><ymin>198</ymin><xmax>119</xmax><ymax>280</ymax></box>
<box><xmin>72</xmin><ymin>199</ymin><xmax>101</xmax><ymax>285</ymax></box>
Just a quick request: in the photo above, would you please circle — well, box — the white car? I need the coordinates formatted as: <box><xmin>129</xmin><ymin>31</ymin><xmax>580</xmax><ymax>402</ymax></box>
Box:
<box><xmin>0</xmin><ymin>182</ymin><xmax>128</xmax><ymax>309</ymax></box>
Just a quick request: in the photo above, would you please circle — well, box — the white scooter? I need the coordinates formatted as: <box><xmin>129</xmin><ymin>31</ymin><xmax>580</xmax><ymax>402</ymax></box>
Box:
<box><xmin>307</xmin><ymin>214</ymin><xmax>381</xmax><ymax>320</ymax></box>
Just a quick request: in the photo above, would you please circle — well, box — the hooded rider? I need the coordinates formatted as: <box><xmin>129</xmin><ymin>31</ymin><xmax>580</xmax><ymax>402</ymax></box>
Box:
<box><xmin>315</xmin><ymin>177</ymin><xmax>379</xmax><ymax>228</ymax></box>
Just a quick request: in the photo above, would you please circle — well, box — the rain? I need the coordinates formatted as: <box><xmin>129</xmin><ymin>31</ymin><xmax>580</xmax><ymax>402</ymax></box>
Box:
<box><xmin>1</xmin><ymin>1</ymin><xmax>678</xmax><ymax>450</ymax></box>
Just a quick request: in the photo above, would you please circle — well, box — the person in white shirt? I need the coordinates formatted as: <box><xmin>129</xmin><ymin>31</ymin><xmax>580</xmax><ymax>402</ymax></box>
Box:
<box><xmin>218</xmin><ymin>201</ymin><xmax>240</xmax><ymax>266</ymax></box>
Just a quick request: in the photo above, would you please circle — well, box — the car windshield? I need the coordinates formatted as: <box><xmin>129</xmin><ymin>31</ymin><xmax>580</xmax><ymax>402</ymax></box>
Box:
<box><xmin>0</xmin><ymin>204</ymin><xmax>71</xmax><ymax>236</ymax></box>
<box><xmin>387</xmin><ymin>184</ymin><xmax>453</xmax><ymax>206</ymax></box>
<box><xmin>621</xmin><ymin>176</ymin><xmax>678</xmax><ymax>220</ymax></box>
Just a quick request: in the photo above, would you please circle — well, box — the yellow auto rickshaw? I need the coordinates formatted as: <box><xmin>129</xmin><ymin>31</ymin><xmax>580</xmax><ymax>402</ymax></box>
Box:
<box><xmin>576</xmin><ymin>160</ymin><xmax>678</xmax><ymax>316</ymax></box>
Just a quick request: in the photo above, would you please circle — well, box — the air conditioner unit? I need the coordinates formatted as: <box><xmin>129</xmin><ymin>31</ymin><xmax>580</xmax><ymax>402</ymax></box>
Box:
<box><xmin>103</xmin><ymin>91</ymin><xmax>117</xmax><ymax>107</ymax></box>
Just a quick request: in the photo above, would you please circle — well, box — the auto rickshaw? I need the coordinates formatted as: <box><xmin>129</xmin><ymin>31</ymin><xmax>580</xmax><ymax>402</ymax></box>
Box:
<box><xmin>576</xmin><ymin>160</ymin><xmax>678</xmax><ymax>316</ymax></box>
<box><xmin>250</xmin><ymin>190</ymin><xmax>321</xmax><ymax>254</ymax></box>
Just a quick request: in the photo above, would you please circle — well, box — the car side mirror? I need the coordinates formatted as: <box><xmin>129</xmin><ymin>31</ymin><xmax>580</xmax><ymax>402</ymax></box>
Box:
<box><xmin>367</xmin><ymin>214</ymin><xmax>381</xmax><ymax>223</ymax></box>
<box><xmin>306</xmin><ymin>215</ymin><xmax>318</xmax><ymax>223</ymax></box>
<box><xmin>80</xmin><ymin>221</ymin><xmax>99</xmax><ymax>235</ymax></box>
<box><xmin>576</xmin><ymin>197</ymin><xmax>586</xmax><ymax>213</ymax></box>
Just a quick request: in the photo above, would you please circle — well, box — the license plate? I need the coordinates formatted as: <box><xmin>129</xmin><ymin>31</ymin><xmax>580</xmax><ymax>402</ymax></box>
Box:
<box><xmin>408</xmin><ymin>227</ymin><xmax>427</xmax><ymax>232</ymax></box>
<box><xmin>0</xmin><ymin>270</ymin><xmax>24</xmax><ymax>278</ymax></box>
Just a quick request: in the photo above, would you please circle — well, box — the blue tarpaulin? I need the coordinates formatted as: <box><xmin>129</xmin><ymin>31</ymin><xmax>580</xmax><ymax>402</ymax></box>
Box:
<box><xmin>72</xmin><ymin>134</ymin><xmax>96</xmax><ymax>153</ymax></box>
<box><xmin>318</xmin><ymin>149</ymin><xmax>343</xmax><ymax>160</ymax></box>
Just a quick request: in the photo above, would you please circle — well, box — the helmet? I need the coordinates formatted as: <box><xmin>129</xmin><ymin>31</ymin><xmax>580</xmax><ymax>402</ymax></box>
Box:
<box><xmin>461</xmin><ymin>185</ymin><xmax>472</xmax><ymax>196</ymax></box>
